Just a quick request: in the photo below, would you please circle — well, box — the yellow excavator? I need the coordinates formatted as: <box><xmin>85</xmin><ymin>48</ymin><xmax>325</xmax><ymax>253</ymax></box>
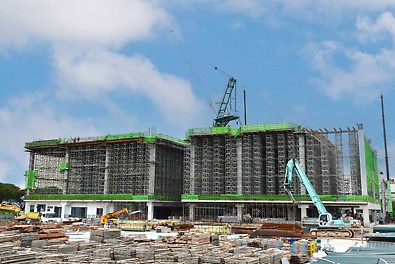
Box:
<box><xmin>100</xmin><ymin>208</ymin><xmax>145</xmax><ymax>225</ymax></box>
<box><xmin>15</xmin><ymin>212</ymin><xmax>41</xmax><ymax>224</ymax></box>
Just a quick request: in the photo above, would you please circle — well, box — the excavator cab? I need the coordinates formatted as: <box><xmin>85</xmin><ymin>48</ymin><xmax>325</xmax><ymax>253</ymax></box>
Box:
<box><xmin>318</xmin><ymin>212</ymin><xmax>332</xmax><ymax>226</ymax></box>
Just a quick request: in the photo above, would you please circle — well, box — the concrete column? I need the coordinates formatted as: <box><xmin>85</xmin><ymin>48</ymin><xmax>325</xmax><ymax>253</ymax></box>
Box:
<box><xmin>237</xmin><ymin>138</ymin><xmax>243</xmax><ymax>194</ymax></box>
<box><xmin>104</xmin><ymin>202</ymin><xmax>113</xmax><ymax>215</ymax></box>
<box><xmin>148</xmin><ymin>145</ymin><xmax>156</xmax><ymax>195</ymax></box>
<box><xmin>371</xmin><ymin>209</ymin><xmax>378</xmax><ymax>225</ymax></box>
<box><xmin>189</xmin><ymin>204</ymin><xmax>195</xmax><ymax>222</ymax></box>
<box><xmin>287</xmin><ymin>204</ymin><xmax>296</xmax><ymax>221</ymax></box>
<box><xmin>61</xmin><ymin>203</ymin><xmax>66</xmax><ymax>218</ymax></box>
<box><xmin>360</xmin><ymin>204</ymin><xmax>370</xmax><ymax>227</ymax></box>
<box><xmin>236</xmin><ymin>204</ymin><xmax>244</xmax><ymax>222</ymax></box>
<box><xmin>358</xmin><ymin>125</ymin><xmax>368</xmax><ymax>196</ymax></box>
<box><xmin>62</xmin><ymin>203</ymin><xmax>71</xmax><ymax>218</ymax></box>
<box><xmin>63</xmin><ymin>148</ymin><xmax>70</xmax><ymax>194</ymax></box>
<box><xmin>190</xmin><ymin>146</ymin><xmax>195</xmax><ymax>193</ymax></box>
<box><xmin>147</xmin><ymin>201</ymin><xmax>154</xmax><ymax>220</ymax></box>
<box><xmin>300</xmin><ymin>204</ymin><xmax>308</xmax><ymax>220</ymax></box>
<box><xmin>104</xmin><ymin>146</ymin><xmax>110</xmax><ymax>194</ymax></box>
<box><xmin>297</xmin><ymin>135</ymin><xmax>306</xmax><ymax>194</ymax></box>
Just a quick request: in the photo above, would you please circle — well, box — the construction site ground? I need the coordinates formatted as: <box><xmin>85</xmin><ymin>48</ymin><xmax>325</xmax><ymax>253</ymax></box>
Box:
<box><xmin>0</xmin><ymin>219</ymin><xmax>386</xmax><ymax>264</ymax></box>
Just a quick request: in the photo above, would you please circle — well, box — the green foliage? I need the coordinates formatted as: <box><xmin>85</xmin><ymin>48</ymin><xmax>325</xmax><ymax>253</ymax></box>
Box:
<box><xmin>0</xmin><ymin>183</ymin><xmax>25</xmax><ymax>204</ymax></box>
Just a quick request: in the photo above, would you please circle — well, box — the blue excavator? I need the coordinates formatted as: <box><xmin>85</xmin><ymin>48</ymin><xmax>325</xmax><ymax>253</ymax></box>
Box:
<box><xmin>284</xmin><ymin>159</ymin><xmax>360</xmax><ymax>238</ymax></box>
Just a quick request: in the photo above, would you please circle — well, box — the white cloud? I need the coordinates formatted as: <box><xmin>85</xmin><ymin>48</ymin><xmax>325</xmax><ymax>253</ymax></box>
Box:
<box><xmin>0</xmin><ymin>160</ymin><xmax>11</xmax><ymax>182</ymax></box>
<box><xmin>0</xmin><ymin>0</ymin><xmax>205</xmax><ymax>126</ymax></box>
<box><xmin>357</xmin><ymin>12</ymin><xmax>395</xmax><ymax>43</ymax></box>
<box><xmin>0</xmin><ymin>93</ymin><xmax>101</xmax><ymax>185</ymax></box>
<box><xmin>53</xmin><ymin>49</ymin><xmax>205</xmax><ymax>125</ymax></box>
<box><xmin>0</xmin><ymin>94</ymin><xmax>98</xmax><ymax>165</ymax></box>
<box><xmin>305</xmin><ymin>12</ymin><xmax>395</xmax><ymax>104</ymax></box>
<box><xmin>0</xmin><ymin>0</ymin><xmax>171</xmax><ymax>50</ymax></box>
<box><xmin>206</xmin><ymin>1</ymin><xmax>395</xmax><ymax>26</ymax></box>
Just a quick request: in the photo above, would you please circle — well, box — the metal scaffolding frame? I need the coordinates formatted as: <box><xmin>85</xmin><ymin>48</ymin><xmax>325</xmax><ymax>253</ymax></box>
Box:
<box><xmin>27</xmin><ymin>135</ymin><xmax>185</xmax><ymax>198</ymax></box>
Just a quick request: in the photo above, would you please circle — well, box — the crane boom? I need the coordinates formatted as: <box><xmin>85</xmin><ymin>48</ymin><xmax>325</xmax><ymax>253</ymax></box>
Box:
<box><xmin>284</xmin><ymin>159</ymin><xmax>328</xmax><ymax>215</ymax></box>
<box><xmin>213</xmin><ymin>77</ymin><xmax>239</xmax><ymax>127</ymax></box>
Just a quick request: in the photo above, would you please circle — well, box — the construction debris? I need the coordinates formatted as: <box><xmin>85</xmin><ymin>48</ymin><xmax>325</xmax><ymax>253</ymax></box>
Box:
<box><xmin>0</xmin><ymin>221</ymin><xmax>323</xmax><ymax>264</ymax></box>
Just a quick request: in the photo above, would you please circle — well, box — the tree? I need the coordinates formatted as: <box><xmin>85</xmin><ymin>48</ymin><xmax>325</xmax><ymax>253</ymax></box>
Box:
<box><xmin>0</xmin><ymin>182</ymin><xmax>25</xmax><ymax>208</ymax></box>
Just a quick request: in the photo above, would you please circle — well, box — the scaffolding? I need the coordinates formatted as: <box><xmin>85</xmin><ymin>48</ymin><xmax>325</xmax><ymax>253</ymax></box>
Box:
<box><xmin>25</xmin><ymin>133</ymin><xmax>186</xmax><ymax>200</ymax></box>
<box><xmin>183</xmin><ymin>123</ymin><xmax>373</xmax><ymax>221</ymax></box>
<box><xmin>25</xmin><ymin>122</ymin><xmax>377</xmax><ymax>222</ymax></box>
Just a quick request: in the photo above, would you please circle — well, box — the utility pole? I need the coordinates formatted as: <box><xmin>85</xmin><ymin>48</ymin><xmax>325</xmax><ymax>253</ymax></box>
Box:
<box><xmin>381</xmin><ymin>95</ymin><xmax>390</xmax><ymax>181</ymax></box>
<box><xmin>243</xmin><ymin>89</ymin><xmax>247</xmax><ymax>125</ymax></box>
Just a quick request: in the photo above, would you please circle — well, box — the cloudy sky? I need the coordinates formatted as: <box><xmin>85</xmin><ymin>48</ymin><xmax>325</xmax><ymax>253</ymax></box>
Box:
<box><xmin>1</xmin><ymin>1</ymin><xmax>395</xmax><ymax>187</ymax></box>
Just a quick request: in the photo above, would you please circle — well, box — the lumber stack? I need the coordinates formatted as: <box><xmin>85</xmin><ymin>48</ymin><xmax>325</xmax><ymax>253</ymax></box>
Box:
<box><xmin>90</xmin><ymin>228</ymin><xmax>121</xmax><ymax>243</ymax></box>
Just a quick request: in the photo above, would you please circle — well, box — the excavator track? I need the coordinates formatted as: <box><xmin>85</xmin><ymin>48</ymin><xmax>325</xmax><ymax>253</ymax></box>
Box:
<box><xmin>310</xmin><ymin>228</ymin><xmax>354</xmax><ymax>238</ymax></box>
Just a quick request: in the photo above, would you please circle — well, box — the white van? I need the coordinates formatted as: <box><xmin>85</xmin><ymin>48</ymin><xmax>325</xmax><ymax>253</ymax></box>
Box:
<box><xmin>41</xmin><ymin>211</ymin><xmax>62</xmax><ymax>223</ymax></box>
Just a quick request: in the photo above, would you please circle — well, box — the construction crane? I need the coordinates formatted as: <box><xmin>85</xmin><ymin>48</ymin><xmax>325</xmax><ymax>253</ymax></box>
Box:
<box><xmin>213</xmin><ymin>76</ymin><xmax>239</xmax><ymax>127</ymax></box>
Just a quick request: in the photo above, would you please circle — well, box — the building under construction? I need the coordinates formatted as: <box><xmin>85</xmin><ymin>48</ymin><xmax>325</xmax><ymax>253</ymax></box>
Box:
<box><xmin>182</xmin><ymin>122</ymin><xmax>380</xmax><ymax>226</ymax></box>
<box><xmin>24</xmin><ymin>122</ymin><xmax>381</xmax><ymax>226</ymax></box>
<box><xmin>24</xmin><ymin>133</ymin><xmax>186</xmax><ymax>220</ymax></box>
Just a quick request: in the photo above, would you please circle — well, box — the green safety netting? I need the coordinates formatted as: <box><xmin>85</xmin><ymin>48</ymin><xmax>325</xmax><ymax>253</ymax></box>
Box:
<box><xmin>25</xmin><ymin>194</ymin><xmax>179</xmax><ymax>201</ymax></box>
<box><xmin>24</xmin><ymin>170</ymin><xmax>38</xmax><ymax>189</ymax></box>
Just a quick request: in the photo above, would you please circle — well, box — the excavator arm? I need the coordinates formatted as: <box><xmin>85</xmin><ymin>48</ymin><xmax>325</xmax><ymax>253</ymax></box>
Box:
<box><xmin>284</xmin><ymin>159</ymin><xmax>359</xmax><ymax>238</ymax></box>
<box><xmin>284</xmin><ymin>159</ymin><xmax>328</xmax><ymax>215</ymax></box>
<box><xmin>101</xmin><ymin>208</ymin><xmax>130</xmax><ymax>224</ymax></box>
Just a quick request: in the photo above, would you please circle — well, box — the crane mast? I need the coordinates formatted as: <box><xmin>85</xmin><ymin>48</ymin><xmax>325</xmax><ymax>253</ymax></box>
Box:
<box><xmin>213</xmin><ymin>77</ymin><xmax>239</xmax><ymax>127</ymax></box>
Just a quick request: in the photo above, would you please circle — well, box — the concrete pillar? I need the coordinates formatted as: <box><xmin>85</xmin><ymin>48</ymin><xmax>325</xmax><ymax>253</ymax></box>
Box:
<box><xmin>297</xmin><ymin>135</ymin><xmax>306</xmax><ymax>194</ymax></box>
<box><xmin>287</xmin><ymin>204</ymin><xmax>296</xmax><ymax>221</ymax></box>
<box><xmin>103</xmin><ymin>146</ymin><xmax>110</xmax><ymax>194</ymax></box>
<box><xmin>63</xmin><ymin>148</ymin><xmax>70</xmax><ymax>194</ymax></box>
<box><xmin>237</xmin><ymin>138</ymin><xmax>243</xmax><ymax>194</ymax></box>
<box><xmin>360</xmin><ymin>204</ymin><xmax>370</xmax><ymax>227</ymax></box>
<box><xmin>62</xmin><ymin>203</ymin><xmax>72</xmax><ymax>218</ymax></box>
<box><xmin>190</xmin><ymin>146</ymin><xmax>195</xmax><ymax>193</ymax></box>
<box><xmin>61</xmin><ymin>203</ymin><xmax>66</xmax><ymax>218</ymax></box>
<box><xmin>147</xmin><ymin>201</ymin><xmax>154</xmax><ymax>220</ymax></box>
<box><xmin>300</xmin><ymin>204</ymin><xmax>308</xmax><ymax>220</ymax></box>
<box><xmin>189</xmin><ymin>204</ymin><xmax>195</xmax><ymax>222</ymax></box>
<box><xmin>148</xmin><ymin>145</ymin><xmax>156</xmax><ymax>195</ymax></box>
<box><xmin>236</xmin><ymin>204</ymin><xmax>244</xmax><ymax>222</ymax></box>
<box><xmin>104</xmin><ymin>202</ymin><xmax>113</xmax><ymax>215</ymax></box>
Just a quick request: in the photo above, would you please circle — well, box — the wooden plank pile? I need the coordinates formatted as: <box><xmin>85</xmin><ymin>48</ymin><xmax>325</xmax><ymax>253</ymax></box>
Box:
<box><xmin>0</xmin><ymin>231</ymin><xmax>19</xmax><ymax>243</ymax></box>
<box><xmin>0</xmin><ymin>223</ymin><xmax>317</xmax><ymax>263</ymax></box>
<box><xmin>90</xmin><ymin>228</ymin><xmax>121</xmax><ymax>243</ymax></box>
<box><xmin>0</xmin><ymin>242</ymin><xmax>37</xmax><ymax>263</ymax></box>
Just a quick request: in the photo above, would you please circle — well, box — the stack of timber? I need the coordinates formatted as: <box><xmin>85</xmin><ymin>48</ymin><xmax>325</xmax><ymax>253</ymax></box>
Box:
<box><xmin>233</xmin><ymin>222</ymin><xmax>316</xmax><ymax>238</ymax></box>
<box><xmin>90</xmin><ymin>228</ymin><xmax>121</xmax><ymax>243</ymax></box>
<box><xmin>0</xmin><ymin>242</ymin><xmax>37</xmax><ymax>263</ymax></box>
<box><xmin>0</xmin><ymin>222</ymin><xmax>318</xmax><ymax>263</ymax></box>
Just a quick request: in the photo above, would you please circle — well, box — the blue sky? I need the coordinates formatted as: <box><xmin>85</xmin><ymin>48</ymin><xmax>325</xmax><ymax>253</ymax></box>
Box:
<box><xmin>1</xmin><ymin>1</ymin><xmax>395</xmax><ymax>187</ymax></box>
